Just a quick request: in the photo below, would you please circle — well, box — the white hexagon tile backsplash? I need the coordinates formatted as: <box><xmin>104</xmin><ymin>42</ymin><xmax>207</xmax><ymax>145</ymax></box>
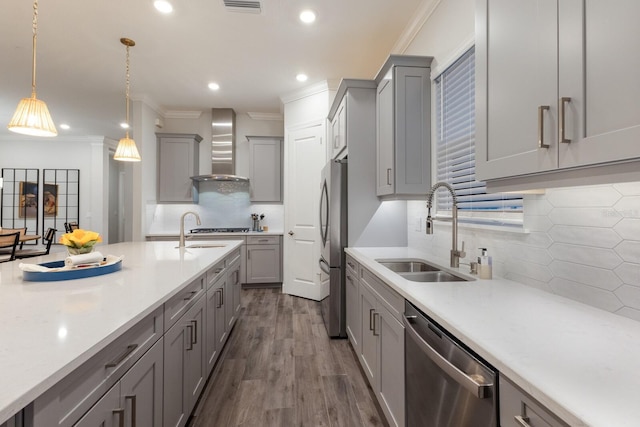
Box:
<box><xmin>407</xmin><ymin>182</ymin><xmax>640</xmax><ymax>322</ymax></box>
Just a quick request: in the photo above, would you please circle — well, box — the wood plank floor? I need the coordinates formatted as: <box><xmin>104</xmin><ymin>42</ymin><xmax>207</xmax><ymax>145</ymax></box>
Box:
<box><xmin>190</xmin><ymin>288</ymin><xmax>388</xmax><ymax>427</ymax></box>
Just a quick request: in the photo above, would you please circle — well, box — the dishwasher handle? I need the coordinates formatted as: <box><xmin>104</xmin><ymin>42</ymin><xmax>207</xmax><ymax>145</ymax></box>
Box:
<box><xmin>403</xmin><ymin>314</ymin><xmax>493</xmax><ymax>399</ymax></box>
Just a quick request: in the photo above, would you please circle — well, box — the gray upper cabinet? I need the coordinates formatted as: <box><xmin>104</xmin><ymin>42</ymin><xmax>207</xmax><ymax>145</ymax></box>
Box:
<box><xmin>248</xmin><ymin>136</ymin><xmax>283</xmax><ymax>203</ymax></box>
<box><xmin>375</xmin><ymin>55</ymin><xmax>433</xmax><ymax>198</ymax></box>
<box><xmin>328</xmin><ymin>96</ymin><xmax>347</xmax><ymax>159</ymax></box>
<box><xmin>476</xmin><ymin>0</ymin><xmax>640</xmax><ymax>186</ymax></box>
<box><xmin>157</xmin><ymin>133</ymin><xmax>202</xmax><ymax>203</ymax></box>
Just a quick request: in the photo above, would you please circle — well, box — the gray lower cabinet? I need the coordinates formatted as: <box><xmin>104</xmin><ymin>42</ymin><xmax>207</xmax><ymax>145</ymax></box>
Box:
<box><xmin>205</xmin><ymin>272</ymin><xmax>226</xmax><ymax>374</ymax></box>
<box><xmin>375</xmin><ymin>55</ymin><xmax>433</xmax><ymax>198</ymax></box>
<box><xmin>246</xmin><ymin>235</ymin><xmax>282</xmax><ymax>284</ymax></box>
<box><xmin>163</xmin><ymin>295</ymin><xmax>206</xmax><ymax>427</ymax></box>
<box><xmin>500</xmin><ymin>376</ymin><xmax>568</xmax><ymax>427</ymax></box>
<box><xmin>345</xmin><ymin>255</ymin><xmax>361</xmax><ymax>354</ymax></box>
<box><xmin>75</xmin><ymin>338</ymin><xmax>164</xmax><ymax>427</ymax></box>
<box><xmin>357</xmin><ymin>267</ymin><xmax>405</xmax><ymax>427</ymax></box>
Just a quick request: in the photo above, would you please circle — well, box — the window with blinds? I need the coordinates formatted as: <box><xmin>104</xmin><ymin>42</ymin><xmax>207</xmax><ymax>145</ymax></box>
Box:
<box><xmin>434</xmin><ymin>47</ymin><xmax>523</xmax><ymax>226</ymax></box>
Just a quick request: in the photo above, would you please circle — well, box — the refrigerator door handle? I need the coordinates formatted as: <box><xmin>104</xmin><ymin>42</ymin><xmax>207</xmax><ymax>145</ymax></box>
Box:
<box><xmin>318</xmin><ymin>257</ymin><xmax>331</xmax><ymax>275</ymax></box>
<box><xmin>319</xmin><ymin>180</ymin><xmax>329</xmax><ymax>246</ymax></box>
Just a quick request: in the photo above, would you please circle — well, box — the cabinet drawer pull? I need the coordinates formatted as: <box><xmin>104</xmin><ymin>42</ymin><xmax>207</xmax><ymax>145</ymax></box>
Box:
<box><xmin>514</xmin><ymin>415</ymin><xmax>532</xmax><ymax>427</ymax></box>
<box><xmin>538</xmin><ymin>105</ymin><xmax>550</xmax><ymax>148</ymax></box>
<box><xmin>125</xmin><ymin>395</ymin><xmax>137</xmax><ymax>427</ymax></box>
<box><xmin>347</xmin><ymin>275</ymin><xmax>353</xmax><ymax>283</ymax></box>
<box><xmin>186</xmin><ymin>324</ymin><xmax>194</xmax><ymax>350</ymax></box>
<box><xmin>214</xmin><ymin>268</ymin><xmax>223</xmax><ymax>274</ymax></box>
<box><xmin>559</xmin><ymin>97</ymin><xmax>571</xmax><ymax>143</ymax></box>
<box><xmin>190</xmin><ymin>319</ymin><xmax>198</xmax><ymax>345</ymax></box>
<box><xmin>258</xmin><ymin>238</ymin><xmax>269</xmax><ymax>242</ymax></box>
<box><xmin>113</xmin><ymin>408</ymin><xmax>125</xmax><ymax>427</ymax></box>
<box><xmin>216</xmin><ymin>288</ymin><xmax>222</xmax><ymax>308</ymax></box>
<box><xmin>105</xmin><ymin>344</ymin><xmax>138</xmax><ymax>369</ymax></box>
<box><xmin>386</xmin><ymin>168</ymin><xmax>392</xmax><ymax>185</ymax></box>
<box><xmin>183</xmin><ymin>290</ymin><xmax>198</xmax><ymax>301</ymax></box>
<box><xmin>373</xmin><ymin>312</ymin><xmax>380</xmax><ymax>336</ymax></box>
<box><xmin>347</xmin><ymin>261</ymin><xmax>355</xmax><ymax>269</ymax></box>
<box><xmin>369</xmin><ymin>308</ymin><xmax>375</xmax><ymax>331</ymax></box>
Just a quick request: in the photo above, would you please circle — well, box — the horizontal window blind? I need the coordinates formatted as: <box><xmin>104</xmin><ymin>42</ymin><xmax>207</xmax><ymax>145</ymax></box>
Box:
<box><xmin>435</xmin><ymin>47</ymin><xmax>522</xmax><ymax>220</ymax></box>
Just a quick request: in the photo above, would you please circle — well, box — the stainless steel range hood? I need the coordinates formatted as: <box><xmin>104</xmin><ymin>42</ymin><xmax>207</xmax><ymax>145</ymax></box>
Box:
<box><xmin>191</xmin><ymin>108</ymin><xmax>249</xmax><ymax>183</ymax></box>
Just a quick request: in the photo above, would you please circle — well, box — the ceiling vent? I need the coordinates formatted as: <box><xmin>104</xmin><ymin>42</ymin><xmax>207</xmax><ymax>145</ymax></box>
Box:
<box><xmin>223</xmin><ymin>0</ymin><xmax>262</xmax><ymax>13</ymax></box>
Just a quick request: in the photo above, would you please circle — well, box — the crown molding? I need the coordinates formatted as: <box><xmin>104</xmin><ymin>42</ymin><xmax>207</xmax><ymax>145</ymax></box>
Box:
<box><xmin>391</xmin><ymin>0</ymin><xmax>440</xmax><ymax>54</ymax></box>
<box><xmin>130</xmin><ymin>93</ymin><xmax>165</xmax><ymax>116</ymax></box>
<box><xmin>279</xmin><ymin>80</ymin><xmax>333</xmax><ymax>105</ymax></box>
<box><xmin>246</xmin><ymin>112</ymin><xmax>284</xmax><ymax>121</ymax></box>
<box><xmin>163</xmin><ymin>110</ymin><xmax>203</xmax><ymax>119</ymax></box>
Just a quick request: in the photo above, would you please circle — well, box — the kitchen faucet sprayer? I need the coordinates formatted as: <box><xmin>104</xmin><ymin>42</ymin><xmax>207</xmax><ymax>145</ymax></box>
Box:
<box><xmin>425</xmin><ymin>182</ymin><xmax>466</xmax><ymax>268</ymax></box>
<box><xmin>179</xmin><ymin>211</ymin><xmax>201</xmax><ymax>248</ymax></box>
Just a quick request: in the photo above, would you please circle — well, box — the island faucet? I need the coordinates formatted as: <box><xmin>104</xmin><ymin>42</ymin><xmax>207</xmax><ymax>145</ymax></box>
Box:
<box><xmin>425</xmin><ymin>182</ymin><xmax>466</xmax><ymax>268</ymax></box>
<box><xmin>179</xmin><ymin>211</ymin><xmax>201</xmax><ymax>248</ymax></box>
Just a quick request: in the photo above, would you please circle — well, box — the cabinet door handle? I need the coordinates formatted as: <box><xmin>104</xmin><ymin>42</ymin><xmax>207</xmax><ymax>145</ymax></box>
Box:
<box><xmin>183</xmin><ymin>290</ymin><xmax>198</xmax><ymax>301</ymax></box>
<box><xmin>369</xmin><ymin>308</ymin><xmax>375</xmax><ymax>331</ymax></box>
<box><xmin>216</xmin><ymin>288</ymin><xmax>222</xmax><ymax>308</ymax></box>
<box><xmin>386</xmin><ymin>168</ymin><xmax>392</xmax><ymax>185</ymax></box>
<box><xmin>538</xmin><ymin>105</ymin><xmax>550</xmax><ymax>148</ymax></box>
<box><xmin>186</xmin><ymin>324</ymin><xmax>194</xmax><ymax>351</ymax></box>
<box><xmin>190</xmin><ymin>319</ymin><xmax>198</xmax><ymax>345</ymax></box>
<box><xmin>559</xmin><ymin>97</ymin><xmax>571</xmax><ymax>143</ymax></box>
<box><xmin>125</xmin><ymin>395</ymin><xmax>137</xmax><ymax>427</ymax></box>
<box><xmin>113</xmin><ymin>408</ymin><xmax>125</xmax><ymax>427</ymax></box>
<box><xmin>247</xmin><ymin>249</ymin><xmax>251</xmax><ymax>260</ymax></box>
<box><xmin>373</xmin><ymin>312</ymin><xmax>380</xmax><ymax>336</ymax></box>
<box><xmin>514</xmin><ymin>415</ymin><xmax>532</xmax><ymax>427</ymax></box>
<box><xmin>221</xmin><ymin>287</ymin><xmax>225</xmax><ymax>305</ymax></box>
<box><xmin>105</xmin><ymin>344</ymin><xmax>138</xmax><ymax>369</ymax></box>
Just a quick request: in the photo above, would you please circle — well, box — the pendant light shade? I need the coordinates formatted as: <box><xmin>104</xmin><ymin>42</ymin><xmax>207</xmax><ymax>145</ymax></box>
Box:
<box><xmin>7</xmin><ymin>0</ymin><xmax>57</xmax><ymax>137</ymax></box>
<box><xmin>8</xmin><ymin>96</ymin><xmax>57</xmax><ymax>137</ymax></box>
<box><xmin>114</xmin><ymin>37</ymin><xmax>141</xmax><ymax>162</ymax></box>
<box><xmin>114</xmin><ymin>135</ymin><xmax>141</xmax><ymax>161</ymax></box>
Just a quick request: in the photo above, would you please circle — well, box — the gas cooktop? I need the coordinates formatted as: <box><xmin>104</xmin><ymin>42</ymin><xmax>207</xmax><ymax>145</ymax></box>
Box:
<box><xmin>189</xmin><ymin>227</ymin><xmax>250</xmax><ymax>233</ymax></box>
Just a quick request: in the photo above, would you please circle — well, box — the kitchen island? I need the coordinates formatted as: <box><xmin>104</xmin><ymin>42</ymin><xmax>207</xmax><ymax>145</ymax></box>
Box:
<box><xmin>0</xmin><ymin>240</ymin><xmax>242</xmax><ymax>425</ymax></box>
<box><xmin>346</xmin><ymin>246</ymin><xmax>640</xmax><ymax>427</ymax></box>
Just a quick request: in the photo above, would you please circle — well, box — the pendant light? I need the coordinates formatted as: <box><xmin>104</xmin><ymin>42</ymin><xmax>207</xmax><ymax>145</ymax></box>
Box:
<box><xmin>7</xmin><ymin>0</ymin><xmax>57</xmax><ymax>137</ymax></box>
<box><xmin>114</xmin><ymin>37</ymin><xmax>141</xmax><ymax>162</ymax></box>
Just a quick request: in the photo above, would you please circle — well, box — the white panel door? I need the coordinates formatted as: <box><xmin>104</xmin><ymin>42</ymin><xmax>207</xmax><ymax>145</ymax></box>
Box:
<box><xmin>283</xmin><ymin>122</ymin><xmax>327</xmax><ymax>301</ymax></box>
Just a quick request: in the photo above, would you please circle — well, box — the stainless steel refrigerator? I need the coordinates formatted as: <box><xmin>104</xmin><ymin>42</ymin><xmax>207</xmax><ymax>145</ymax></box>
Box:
<box><xmin>319</xmin><ymin>159</ymin><xmax>347</xmax><ymax>338</ymax></box>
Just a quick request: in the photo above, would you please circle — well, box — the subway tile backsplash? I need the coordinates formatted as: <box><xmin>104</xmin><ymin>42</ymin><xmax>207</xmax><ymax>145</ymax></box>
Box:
<box><xmin>407</xmin><ymin>182</ymin><xmax>640</xmax><ymax>322</ymax></box>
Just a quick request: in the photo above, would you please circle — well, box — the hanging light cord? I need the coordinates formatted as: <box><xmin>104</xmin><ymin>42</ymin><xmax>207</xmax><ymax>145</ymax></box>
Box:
<box><xmin>31</xmin><ymin>0</ymin><xmax>39</xmax><ymax>98</ymax></box>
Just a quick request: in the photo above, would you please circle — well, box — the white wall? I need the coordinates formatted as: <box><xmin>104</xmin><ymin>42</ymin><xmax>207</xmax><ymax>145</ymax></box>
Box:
<box><xmin>0</xmin><ymin>135</ymin><xmax>109</xmax><ymax>245</ymax></box>
<box><xmin>404</xmin><ymin>0</ymin><xmax>640</xmax><ymax>322</ymax></box>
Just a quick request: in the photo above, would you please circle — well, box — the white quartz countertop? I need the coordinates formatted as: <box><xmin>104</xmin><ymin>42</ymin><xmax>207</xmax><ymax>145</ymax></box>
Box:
<box><xmin>0</xmin><ymin>240</ymin><xmax>242</xmax><ymax>424</ymax></box>
<box><xmin>146</xmin><ymin>231</ymin><xmax>283</xmax><ymax>238</ymax></box>
<box><xmin>346</xmin><ymin>246</ymin><xmax>640</xmax><ymax>427</ymax></box>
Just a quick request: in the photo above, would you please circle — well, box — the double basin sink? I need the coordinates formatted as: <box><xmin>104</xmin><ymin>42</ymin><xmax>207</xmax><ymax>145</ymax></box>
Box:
<box><xmin>376</xmin><ymin>259</ymin><xmax>473</xmax><ymax>283</ymax></box>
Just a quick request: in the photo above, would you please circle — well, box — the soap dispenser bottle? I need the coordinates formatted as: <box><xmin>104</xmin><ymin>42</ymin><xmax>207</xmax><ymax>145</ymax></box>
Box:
<box><xmin>478</xmin><ymin>248</ymin><xmax>493</xmax><ymax>279</ymax></box>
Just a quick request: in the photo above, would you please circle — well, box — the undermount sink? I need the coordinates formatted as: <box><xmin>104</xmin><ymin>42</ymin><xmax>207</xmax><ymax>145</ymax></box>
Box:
<box><xmin>376</xmin><ymin>258</ymin><xmax>473</xmax><ymax>282</ymax></box>
<box><xmin>176</xmin><ymin>244</ymin><xmax>227</xmax><ymax>249</ymax></box>
<box><xmin>397</xmin><ymin>271</ymin><xmax>467</xmax><ymax>282</ymax></box>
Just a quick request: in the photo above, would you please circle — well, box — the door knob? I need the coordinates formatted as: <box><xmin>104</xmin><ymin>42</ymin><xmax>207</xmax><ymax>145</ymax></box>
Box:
<box><xmin>288</xmin><ymin>231</ymin><xmax>294</xmax><ymax>236</ymax></box>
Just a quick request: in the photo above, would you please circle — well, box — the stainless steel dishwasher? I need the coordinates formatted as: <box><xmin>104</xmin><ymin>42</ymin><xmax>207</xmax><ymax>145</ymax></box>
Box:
<box><xmin>404</xmin><ymin>301</ymin><xmax>498</xmax><ymax>427</ymax></box>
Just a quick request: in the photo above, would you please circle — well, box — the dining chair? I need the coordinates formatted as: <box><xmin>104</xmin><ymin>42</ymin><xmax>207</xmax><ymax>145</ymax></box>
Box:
<box><xmin>14</xmin><ymin>228</ymin><xmax>57</xmax><ymax>259</ymax></box>
<box><xmin>0</xmin><ymin>232</ymin><xmax>21</xmax><ymax>263</ymax></box>
<box><xmin>1</xmin><ymin>227</ymin><xmax>27</xmax><ymax>249</ymax></box>
<box><xmin>65</xmin><ymin>222</ymin><xmax>79</xmax><ymax>233</ymax></box>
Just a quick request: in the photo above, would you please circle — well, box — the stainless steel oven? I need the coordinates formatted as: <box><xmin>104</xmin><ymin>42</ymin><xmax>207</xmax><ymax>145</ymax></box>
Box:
<box><xmin>404</xmin><ymin>301</ymin><xmax>498</xmax><ymax>427</ymax></box>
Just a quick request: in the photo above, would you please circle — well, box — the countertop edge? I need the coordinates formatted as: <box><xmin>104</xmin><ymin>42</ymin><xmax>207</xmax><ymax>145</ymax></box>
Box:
<box><xmin>345</xmin><ymin>246</ymin><xmax>638</xmax><ymax>427</ymax></box>
<box><xmin>0</xmin><ymin>240</ymin><xmax>243</xmax><ymax>424</ymax></box>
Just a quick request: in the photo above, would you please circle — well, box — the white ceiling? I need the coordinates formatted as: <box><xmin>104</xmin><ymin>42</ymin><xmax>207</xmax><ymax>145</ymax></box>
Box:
<box><xmin>1</xmin><ymin>0</ymin><xmax>426</xmax><ymax>140</ymax></box>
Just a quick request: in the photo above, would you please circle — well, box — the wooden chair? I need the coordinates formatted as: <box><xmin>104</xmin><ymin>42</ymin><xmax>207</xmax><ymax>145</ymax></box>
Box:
<box><xmin>0</xmin><ymin>232</ymin><xmax>21</xmax><ymax>263</ymax></box>
<box><xmin>0</xmin><ymin>227</ymin><xmax>27</xmax><ymax>249</ymax></box>
<box><xmin>14</xmin><ymin>228</ymin><xmax>57</xmax><ymax>259</ymax></box>
<box><xmin>64</xmin><ymin>222</ymin><xmax>79</xmax><ymax>233</ymax></box>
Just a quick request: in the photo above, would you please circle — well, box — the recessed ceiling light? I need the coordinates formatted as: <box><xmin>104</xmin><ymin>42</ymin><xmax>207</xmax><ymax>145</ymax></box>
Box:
<box><xmin>299</xmin><ymin>10</ymin><xmax>316</xmax><ymax>24</ymax></box>
<box><xmin>296</xmin><ymin>73</ymin><xmax>308</xmax><ymax>82</ymax></box>
<box><xmin>59</xmin><ymin>124</ymin><xmax>70</xmax><ymax>130</ymax></box>
<box><xmin>208</xmin><ymin>82</ymin><xmax>220</xmax><ymax>91</ymax></box>
<box><xmin>120</xmin><ymin>122</ymin><xmax>130</xmax><ymax>129</ymax></box>
<box><xmin>154</xmin><ymin>0</ymin><xmax>173</xmax><ymax>14</ymax></box>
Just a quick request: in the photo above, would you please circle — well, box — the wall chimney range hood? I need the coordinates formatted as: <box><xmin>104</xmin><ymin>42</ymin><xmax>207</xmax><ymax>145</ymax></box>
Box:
<box><xmin>191</xmin><ymin>108</ymin><xmax>249</xmax><ymax>183</ymax></box>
